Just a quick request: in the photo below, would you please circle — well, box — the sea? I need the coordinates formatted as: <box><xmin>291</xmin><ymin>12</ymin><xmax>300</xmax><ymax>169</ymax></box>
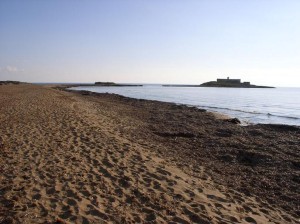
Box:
<box><xmin>69</xmin><ymin>85</ymin><xmax>300</xmax><ymax>126</ymax></box>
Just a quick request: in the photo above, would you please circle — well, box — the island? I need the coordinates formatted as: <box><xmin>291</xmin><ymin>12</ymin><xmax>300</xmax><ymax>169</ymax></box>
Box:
<box><xmin>163</xmin><ymin>77</ymin><xmax>274</xmax><ymax>88</ymax></box>
<box><xmin>95</xmin><ymin>82</ymin><xmax>142</xmax><ymax>87</ymax></box>
<box><xmin>0</xmin><ymin>80</ymin><xmax>24</xmax><ymax>85</ymax></box>
<box><xmin>199</xmin><ymin>77</ymin><xmax>275</xmax><ymax>88</ymax></box>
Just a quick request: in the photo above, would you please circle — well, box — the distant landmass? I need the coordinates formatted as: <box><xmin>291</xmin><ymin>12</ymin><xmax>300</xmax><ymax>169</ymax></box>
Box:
<box><xmin>0</xmin><ymin>80</ymin><xmax>24</xmax><ymax>85</ymax></box>
<box><xmin>163</xmin><ymin>77</ymin><xmax>274</xmax><ymax>88</ymax></box>
<box><xmin>200</xmin><ymin>78</ymin><xmax>275</xmax><ymax>88</ymax></box>
<box><xmin>95</xmin><ymin>82</ymin><xmax>142</xmax><ymax>87</ymax></box>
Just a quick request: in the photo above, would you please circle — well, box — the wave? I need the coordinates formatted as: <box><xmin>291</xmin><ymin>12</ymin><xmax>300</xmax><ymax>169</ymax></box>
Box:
<box><xmin>270</xmin><ymin>114</ymin><xmax>300</xmax><ymax>120</ymax></box>
<box><xmin>199</xmin><ymin>105</ymin><xmax>300</xmax><ymax>120</ymax></box>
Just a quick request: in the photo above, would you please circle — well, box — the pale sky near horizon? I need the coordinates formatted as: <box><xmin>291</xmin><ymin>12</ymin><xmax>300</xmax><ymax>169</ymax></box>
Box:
<box><xmin>1</xmin><ymin>0</ymin><xmax>300</xmax><ymax>87</ymax></box>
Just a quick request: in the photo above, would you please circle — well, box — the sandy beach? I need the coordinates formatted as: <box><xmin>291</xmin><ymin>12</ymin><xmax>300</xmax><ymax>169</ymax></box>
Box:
<box><xmin>0</xmin><ymin>84</ymin><xmax>299</xmax><ymax>223</ymax></box>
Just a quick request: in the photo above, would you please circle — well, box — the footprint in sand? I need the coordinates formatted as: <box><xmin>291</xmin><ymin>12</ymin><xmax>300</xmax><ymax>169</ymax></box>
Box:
<box><xmin>245</xmin><ymin>216</ymin><xmax>257</xmax><ymax>224</ymax></box>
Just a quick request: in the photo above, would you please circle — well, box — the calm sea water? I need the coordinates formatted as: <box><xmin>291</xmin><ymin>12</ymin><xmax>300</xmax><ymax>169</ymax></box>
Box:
<box><xmin>70</xmin><ymin>85</ymin><xmax>300</xmax><ymax>126</ymax></box>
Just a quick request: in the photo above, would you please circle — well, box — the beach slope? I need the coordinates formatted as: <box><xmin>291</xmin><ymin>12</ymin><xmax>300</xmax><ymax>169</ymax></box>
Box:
<box><xmin>0</xmin><ymin>84</ymin><xmax>298</xmax><ymax>223</ymax></box>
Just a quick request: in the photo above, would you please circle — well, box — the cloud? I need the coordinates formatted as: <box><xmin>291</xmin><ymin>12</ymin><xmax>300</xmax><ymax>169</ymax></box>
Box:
<box><xmin>0</xmin><ymin>66</ymin><xmax>24</xmax><ymax>73</ymax></box>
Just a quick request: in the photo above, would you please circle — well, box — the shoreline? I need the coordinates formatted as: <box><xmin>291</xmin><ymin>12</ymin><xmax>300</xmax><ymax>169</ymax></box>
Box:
<box><xmin>1</xmin><ymin>84</ymin><xmax>299</xmax><ymax>223</ymax></box>
<box><xmin>60</xmin><ymin>85</ymin><xmax>300</xmax><ymax>209</ymax></box>
<box><xmin>64</xmin><ymin>85</ymin><xmax>299</xmax><ymax>128</ymax></box>
<box><xmin>60</xmin><ymin>85</ymin><xmax>238</xmax><ymax>122</ymax></box>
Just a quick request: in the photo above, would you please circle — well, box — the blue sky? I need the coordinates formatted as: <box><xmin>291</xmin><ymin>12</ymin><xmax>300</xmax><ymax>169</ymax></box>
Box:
<box><xmin>0</xmin><ymin>0</ymin><xmax>300</xmax><ymax>86</ymax></box>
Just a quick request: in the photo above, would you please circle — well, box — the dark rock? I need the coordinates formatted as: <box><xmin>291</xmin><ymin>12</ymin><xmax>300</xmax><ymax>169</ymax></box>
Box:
<box><xmin>80</xmin><ymin>91</ymin><xmax>92</xmax><ymax>95</ymax></box>
<box><xmin>224</xmin><ymin>118</ymin><xmax>241</xmax><ymax>124</ymax></box>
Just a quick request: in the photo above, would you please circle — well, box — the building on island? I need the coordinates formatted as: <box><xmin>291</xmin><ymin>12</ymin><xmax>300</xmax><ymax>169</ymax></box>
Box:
<box><xmin>199</xmin><ymin>77</ymin><xmax>274</xmax><ymax>88</ymax></box>
<box><xmin>217</xmin><ymin>77</ymin><xmax>250</xmax><ymax>86</ymax></box>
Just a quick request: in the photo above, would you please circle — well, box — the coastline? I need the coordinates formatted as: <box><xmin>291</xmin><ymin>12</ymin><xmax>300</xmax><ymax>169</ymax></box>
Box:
<box><xmin>1</xmin><ymin>84</ymin><xmax>299</xmax><ymax>223</ymax></box>
<box><xmin>66</xmin><ymin>84</ymin><xmax>300</xmax><ymax>126</ymax></box>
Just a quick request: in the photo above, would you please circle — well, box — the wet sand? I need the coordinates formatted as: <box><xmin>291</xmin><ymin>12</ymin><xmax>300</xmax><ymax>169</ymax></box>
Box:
<box><xmin>0</xmin><ymin>84</ymin><xmax>299</xmax><ymax>223</ymax></box>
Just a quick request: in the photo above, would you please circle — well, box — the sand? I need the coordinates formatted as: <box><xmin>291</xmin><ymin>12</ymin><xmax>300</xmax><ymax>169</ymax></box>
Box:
<box><xmin>0</xmin><ymin>84</ymin><xmax>299</xmax><ymax>223</ymax></box>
